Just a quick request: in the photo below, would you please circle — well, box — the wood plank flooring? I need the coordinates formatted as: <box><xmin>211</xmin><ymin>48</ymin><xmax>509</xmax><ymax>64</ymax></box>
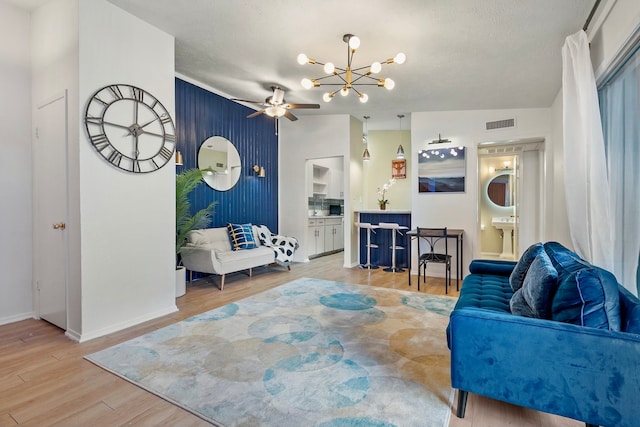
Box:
<box><xmin>0</xmin><ymin>253</ymin><xmax>582</xmax><ymax>426</ymax></box>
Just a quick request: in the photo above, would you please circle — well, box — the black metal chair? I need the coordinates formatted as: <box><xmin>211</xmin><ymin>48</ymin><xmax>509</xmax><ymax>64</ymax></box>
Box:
<box><xmin>417</xmin><ymin>227</ymin><xmax>451</xmax><ymax>293</ymax></box>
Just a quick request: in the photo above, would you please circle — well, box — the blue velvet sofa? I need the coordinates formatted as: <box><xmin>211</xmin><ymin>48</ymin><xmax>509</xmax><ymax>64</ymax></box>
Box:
<box><xmin>447</xmin><ymin>241</ymin><xmax>640</xmax><ymax>427</ymax></box>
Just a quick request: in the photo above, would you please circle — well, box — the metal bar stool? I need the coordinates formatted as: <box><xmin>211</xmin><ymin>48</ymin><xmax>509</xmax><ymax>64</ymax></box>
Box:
<box><xmin>378</xmin><ymin>222</ymin><xmax>408</xmax><ymax>273</ymax></box>
<box><xmin>355</xmin><ymin>222</ymin><xmax>379</xmax><ymax>269</ymax></box>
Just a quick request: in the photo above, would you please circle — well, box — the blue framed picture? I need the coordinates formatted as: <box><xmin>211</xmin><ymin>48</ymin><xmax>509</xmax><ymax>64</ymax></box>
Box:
<box><xmin>418</xmin><ymin>146</ymin><xmax>466</xmax><ymax>193</ymax></box>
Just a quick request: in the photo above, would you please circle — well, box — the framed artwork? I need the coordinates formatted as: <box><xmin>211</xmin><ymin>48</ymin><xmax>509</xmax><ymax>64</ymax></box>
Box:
<box><xmin>392</xmin><ymin>159</ymin><xmax>406</xmax><ymax>179</ymax></box>
<box><xmin>418</xmin><ymin>146</ymin><xmax>466</xmax><ymax>193</ymax></box>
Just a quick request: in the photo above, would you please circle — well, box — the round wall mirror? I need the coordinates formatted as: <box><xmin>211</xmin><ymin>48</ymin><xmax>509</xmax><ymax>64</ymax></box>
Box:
<box><xmin>197</xmin><ymin>136</ymin><xmax>241</xmax><ymax>191</ymax></box>
<box><xmin>487</xmin><ymin>173</ymin><xmax>514</xmax><ymax>207</ymax></box>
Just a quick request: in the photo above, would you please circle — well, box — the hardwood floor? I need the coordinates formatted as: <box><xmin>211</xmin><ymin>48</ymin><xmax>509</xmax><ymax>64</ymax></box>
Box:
<box><xmin>1</xmin><ymin>253</ymin><xmax>581</xmax><ymax>427</ymax></box>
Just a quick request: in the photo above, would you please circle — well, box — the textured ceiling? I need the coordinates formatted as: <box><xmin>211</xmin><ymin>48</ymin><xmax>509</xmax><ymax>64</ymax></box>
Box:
<box><xmin>10</xmin><ymin>0</ymin><xmax>596</xmax><ymax>129</ymax></box>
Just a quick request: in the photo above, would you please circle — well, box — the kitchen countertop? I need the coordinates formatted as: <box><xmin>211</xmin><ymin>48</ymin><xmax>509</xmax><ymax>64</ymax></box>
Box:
<box><xmin>354</xmin><ymin>209</ymin><xmax>411</xmax><ymax>214</ymax></box>
<box><xmin>308</xmin><ymin>215</ymin><xmax>344</xmax><ymax>219</ymax></box>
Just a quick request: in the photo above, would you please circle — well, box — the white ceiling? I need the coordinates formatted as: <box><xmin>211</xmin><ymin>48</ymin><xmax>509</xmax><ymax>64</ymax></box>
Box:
<box><xmin>9</xmin><ymin>0</ymin><xmax>597</xmax><ymax>130</ymax></box>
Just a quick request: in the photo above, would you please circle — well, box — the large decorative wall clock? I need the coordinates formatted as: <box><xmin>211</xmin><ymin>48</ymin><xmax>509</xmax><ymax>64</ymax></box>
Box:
<box><xmin>84</xmin><ymin>84</ymin><xmax>176</xmax><ymax>173</ymax></box>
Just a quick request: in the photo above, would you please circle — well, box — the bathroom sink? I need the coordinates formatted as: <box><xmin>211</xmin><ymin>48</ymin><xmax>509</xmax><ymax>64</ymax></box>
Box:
<box><xmin>492</xmin><ymin>217</ymin><xmax>516</xmax><ymax>258</ymax></box>
<box><xmin>492</xmin><ymin>217</ymin><xmax>516</xmax><ymax>228</ymax></box>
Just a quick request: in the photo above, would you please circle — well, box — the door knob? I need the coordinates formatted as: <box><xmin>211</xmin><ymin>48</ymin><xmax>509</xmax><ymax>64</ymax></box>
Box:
<box><xmin>52</xmin><ymin>223</ymin><xmax>66</xmax><ymax>230</ymax></box>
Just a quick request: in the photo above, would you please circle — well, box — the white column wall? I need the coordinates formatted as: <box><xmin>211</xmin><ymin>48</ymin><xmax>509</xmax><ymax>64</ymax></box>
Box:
<box><xmin>76</xmin><ymin>0</ymin><xmax>177</xmax><ymax>341</ymax></box>
<box><xmin>280</xmin><ymin>115</ymin><xmax>354</xmax><ymax>266</ymax></box>
<box><xmin>0</xmin><ymin>2</ymin><xmax>33</xmax><ymax>324</ymax></box>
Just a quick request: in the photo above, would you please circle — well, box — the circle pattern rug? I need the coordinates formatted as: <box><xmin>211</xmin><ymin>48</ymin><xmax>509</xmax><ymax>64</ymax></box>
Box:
<box><xmin>86</xmin><ymin>277</ymin><xmax>457</xmax><ymax>427</ymax></box>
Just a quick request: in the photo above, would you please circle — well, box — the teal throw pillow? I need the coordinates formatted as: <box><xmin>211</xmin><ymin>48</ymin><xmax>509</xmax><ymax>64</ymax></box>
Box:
<box><xmin>510</xmin><ymin>251</ymin><xmax>558</xmax><ymax>319</ymax></box>
<box><xmin>509</xmin><ymin>242</ymin><xmax>544</xmax><ymax>291</ymax></box>
<box><xmin>227</xmin><ymin>223</ymin><xmax>257</xmax><ymax>251</ymax></box>
<box><xmin>551</xmin><ymin>266</ymin><xmax>621</xmax><ymax>330</ymax></box>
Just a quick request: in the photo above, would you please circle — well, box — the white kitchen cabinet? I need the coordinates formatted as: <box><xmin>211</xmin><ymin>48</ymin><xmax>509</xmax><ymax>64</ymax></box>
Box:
<box><xmin>324</xmin><ymin>217</ymin><xmax>344</xmax><ymax>251</ymax></box>
<box><xmin>306</xmin><ymin>218</ymin><xmax>326</xmax><ymax>256</ymax></box>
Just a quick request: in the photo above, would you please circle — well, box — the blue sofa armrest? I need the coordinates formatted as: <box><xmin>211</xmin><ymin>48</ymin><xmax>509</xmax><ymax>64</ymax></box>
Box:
<box><xmin>449</xmin><ymin>307</ymin><xmax>640</xmax><ymax>427</ymax></box>
<box><xmin>468</xmin><ymin>259</ymin><xmax>516</xmax><ymax>276</ymax></box>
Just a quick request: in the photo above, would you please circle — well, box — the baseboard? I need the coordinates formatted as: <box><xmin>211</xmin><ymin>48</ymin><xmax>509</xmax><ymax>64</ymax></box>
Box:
<box><xmin>0</xmin><ymin>312</ymin><xmax>35</xmax><ymax>326</ymax></box>
<box><xmin>75</xmin><ymin>304</ymin><xmax>178</xmax><ymax>343</ymax></box>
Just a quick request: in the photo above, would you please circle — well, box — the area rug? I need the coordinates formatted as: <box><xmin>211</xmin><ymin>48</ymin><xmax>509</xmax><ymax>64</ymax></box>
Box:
<box><xmin>85</xmin><ymin>278</ymin><xmax>457</xmax><ymax>427</ymax></box>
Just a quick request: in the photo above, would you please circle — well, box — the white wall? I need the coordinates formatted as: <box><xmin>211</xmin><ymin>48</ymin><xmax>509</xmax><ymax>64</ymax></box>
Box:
<box><xmin>280</xmin><ymin>115</ymin><xmax>356</xmax><ymax>266</ymax></box>
<box><xmin>410</xmin><ymin>108</ymin><xmax>552</xmax><ymax>275</ymax></box>
<box><xmin>77</xmin><ymin>0</ymin><xmax>177</xmax><ymax>341</ymax></box>
<box><xmin>364</xmin><ymin>130</ymin><xmax>411</xmax><ymax>210</ymax></box>
<box><xmin>0</xmin><ymin>2</ymin><xmax>33</xmax><ymax>324</ymax></box>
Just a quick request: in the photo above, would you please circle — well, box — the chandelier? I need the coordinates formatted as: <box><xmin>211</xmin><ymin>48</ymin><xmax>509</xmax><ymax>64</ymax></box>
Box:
<box><xmin>297</xmin><ymin>34</ymin><xmax>405</xmax><ymax>103</ymax></box>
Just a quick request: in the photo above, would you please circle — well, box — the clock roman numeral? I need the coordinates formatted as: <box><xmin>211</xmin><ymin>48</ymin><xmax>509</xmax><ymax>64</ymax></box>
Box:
<box><xmin>108</xmin><ymin>85</ymin><xmax>123</xmax><ymax>100</ymax></box>
<box><xmin>86</xmin><ymin>116</ymin><xmax>103</xmax><ymax>125</ymax></box>
<box><xmin>93</xmin><ymin>96</ymin><xmax>108</xmax><ymax>106</ymax></box>
<box><xmin>159</xmin><ymin>146</ymin><xmax>173</xmax><ymax>161</ymax></box>
<box><xmin>108</xmin><ymin>150</ymin><xmax>123</xmax><ymax>166</ymax></box>
<box><xmin>164</xmin><ymin>134</ymin><xmax>176</xmax><ymax>143</ymax></box>
<box><xmin>132</xmin><ymin>87</ymin><xmax>144</xmax><ymax>102</ymax></box>
<box><xmin>90</xmin><ymin>134</ymin><xmax>109</xmax><ymax>151</ymax></box>
<box><xmin>132</xmin><ymin>159</ymin><xmax>141</xmax><ymax>173</ymax></box>
<box><xmin>160</xmin><ymin>114</ymin><xmax>172</xmax><ymax>125</ymax></box>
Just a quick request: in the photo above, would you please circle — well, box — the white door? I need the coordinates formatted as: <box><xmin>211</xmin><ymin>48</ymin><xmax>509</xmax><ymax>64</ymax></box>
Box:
<box><xmin>34</xmin><ymin>92</ymin><xmax>69</xmax><ymax>330</ymax></box>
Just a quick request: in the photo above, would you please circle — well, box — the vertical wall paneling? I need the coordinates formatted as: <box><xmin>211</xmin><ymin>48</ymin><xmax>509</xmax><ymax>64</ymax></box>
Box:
<box><xmin>175</xmin><ymin>78</ymin><xmax>278</xmax><ymax>231</ymax></box>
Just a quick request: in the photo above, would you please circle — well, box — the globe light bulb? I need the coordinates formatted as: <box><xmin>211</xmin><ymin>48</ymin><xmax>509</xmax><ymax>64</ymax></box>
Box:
<box><xmin>340</xmin><ymin>87</ymin><xmax>349</xmax><ymax>96</ymax></box>
<box><xmin>370</xmin><ymin>62</ymin><xmax>382</xmax><ymax>74</ymax></box>
<box><xmin>324</xmin><ymin>62</ymin><xmax>335</xmax><ymax>74</ymax></box>
<box><xmin>384</xmin><ymin>78</ymin><xmax>395</xmax><ymax>90</ymax></box>
<box><xmin>301</xmin><ymin>78</ymin><xmax>313</xmax><ymax>89</ymax></box>
<box><xmin>359</xmin><ymin>93</ymin><xmax>368</xmax><ymax>103</ymax></box>
<box><xmin>394</xmin><ymin>52</ymin><xmax>406</xmax><ymax>64</ymax></box>
<box><xmin>297</xmin><ymin>53</ymin><xmax>308</xmax><ymax>65</ymax></box>
<box><xmin>348</xmin><ymin>36</ymin><xmax>360</xmax><ymax>49</ymax></box>
<box><xmin>323</xmin><ymin>92</ymin><xmax>333</xmax><ymax>102</ymax></box>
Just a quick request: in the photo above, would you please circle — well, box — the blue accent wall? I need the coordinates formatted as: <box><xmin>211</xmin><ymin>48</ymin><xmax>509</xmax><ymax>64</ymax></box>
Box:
<box><xmin>175</xmin><ymin>78</ymin><xmax>278</xmax><ymax>231</ymax></box>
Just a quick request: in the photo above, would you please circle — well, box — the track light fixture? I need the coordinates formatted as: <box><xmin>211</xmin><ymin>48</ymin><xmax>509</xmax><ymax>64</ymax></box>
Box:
<box><xmin>298</xmin><ymin>34</ymin><xmax>405</xmax><ymax>103</ymax></box>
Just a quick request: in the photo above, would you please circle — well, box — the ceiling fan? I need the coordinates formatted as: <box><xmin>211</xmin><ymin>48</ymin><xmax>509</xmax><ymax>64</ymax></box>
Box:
<box><xmin>232</xmin><ymin>86</ymin><xmax>320</xmax><ymax>122</ymax></box>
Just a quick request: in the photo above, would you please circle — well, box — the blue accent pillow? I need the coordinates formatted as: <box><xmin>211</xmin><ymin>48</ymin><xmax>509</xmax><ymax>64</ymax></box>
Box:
<box><xmin>227</xmin><ymin>223</ymin><xmax>257</xmax><ymax>251</ymax></box>
<box><xmin>510</xmin><ymin>251</ymin><xmax>558</xmax><ymax>319</ymax></box>
<box><xmin>509</xmin><ymin>242</ymin><xmax>544</xmax><ymax>291</ymax></box>
<box><xmin>551</xmin><ymin>266</ymin><xmax>621</xmax><ymax>330</ymax></box>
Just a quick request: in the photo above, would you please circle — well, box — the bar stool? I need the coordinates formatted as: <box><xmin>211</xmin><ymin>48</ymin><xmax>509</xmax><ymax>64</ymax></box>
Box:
<box><xmin>378</xmin><ymin>222</ymin><xmax>408</xmax><ymax>273</ymax></box>
<box><xmin>355</xmin><ymin>222</ymin><xmax>379</xmax><ymax>269</ymax></box>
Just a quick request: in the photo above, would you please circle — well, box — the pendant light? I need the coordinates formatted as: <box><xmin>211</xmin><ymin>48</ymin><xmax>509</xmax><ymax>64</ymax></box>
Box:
<box><xmin>396</xmin><ymin>114</ymin><xmax>405</xmax><ymax>159</ymax></box>
<box><xmin>362</xmin><ymin>115</ymin><xmax>371</xmax><ymax>161</ymax></box>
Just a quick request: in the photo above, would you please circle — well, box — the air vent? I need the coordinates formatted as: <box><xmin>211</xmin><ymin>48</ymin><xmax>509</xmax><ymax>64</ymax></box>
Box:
<box><xmin>486</xmin><ymin>118</ymin><xmax>515</xmax><ymax>131</ymax></box>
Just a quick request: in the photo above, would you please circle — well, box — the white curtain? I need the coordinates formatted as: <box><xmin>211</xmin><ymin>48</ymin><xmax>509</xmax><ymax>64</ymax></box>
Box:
<box><xmin>561</xmin><ymin>30</ymin><xmax>614</xmax><ymax>272</ymax></box>
<box><xmin>599</xmin><ymin>46</ymin><xmax>640</xmax><ymax>296</ymax></box>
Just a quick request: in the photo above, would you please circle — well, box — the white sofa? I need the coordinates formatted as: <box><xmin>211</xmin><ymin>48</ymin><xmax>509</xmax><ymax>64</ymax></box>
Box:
<box><xmin>180</xmin><ymin>225</ymin><xmax>297</xmax><ymax>290</ymax></box>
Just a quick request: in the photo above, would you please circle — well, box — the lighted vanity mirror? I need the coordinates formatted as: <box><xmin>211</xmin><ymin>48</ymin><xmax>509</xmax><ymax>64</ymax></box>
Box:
<box><xmin>197</xmin><ymin>136</ymin><xmax>241</xmax><ymax>191</ymax></box>
<box><xmin>486</xmin><ymin>173</ymin><xmax>514</xmax><ymax>207</ymax></box>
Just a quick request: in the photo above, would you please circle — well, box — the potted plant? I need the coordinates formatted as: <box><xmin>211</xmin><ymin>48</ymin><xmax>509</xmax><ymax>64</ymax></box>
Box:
<box><xmin>175</xmin><ymin>168</ymin><xmax>217</xmax><ymax>297</ymax></box>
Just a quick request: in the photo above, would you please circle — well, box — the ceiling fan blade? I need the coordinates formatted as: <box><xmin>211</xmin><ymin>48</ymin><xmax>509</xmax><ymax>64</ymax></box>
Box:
<box><xmin>284</xmin><ymin>103</ymin><xmax>320</xmax><ymax>110</ymax></box>
<box><xmin>247</xmin><ymin>109</ymin><xmax>266</xmax><ymax>119</ymax></box>
<box><xmin>284</xmin><ymin>110</ymin><xmax>298</xmax><ymax>121</ymax></box>
<box><xmin>232</xmin><ymin>98</ymin><xmax>267</xmax><ymax>106</ymax></box>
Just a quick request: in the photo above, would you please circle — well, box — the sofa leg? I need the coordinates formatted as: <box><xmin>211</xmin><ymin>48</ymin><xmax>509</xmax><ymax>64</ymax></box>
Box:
<box><xmin>585</xmin><ymin>424</ymin><xmax>599</xmax><ymax>427</ymax></box>
<box><xmin>456</xmin><ymin>390</ymin><xmax>468</xmax><ymax>418</ymax></box>
<box><xmin>249</xmin><ymin>268</ymin><xmax>252</xmax><ymax>277</ymax></box>
<box><xmin>220</xmin><ymin>274</ymin><xmax>225</xmax><ymax>291</ymax></box>
<box><xmin>287</xmin><ymin>265</ymin><xmax>291</xmax><ymax>271</ymax></box>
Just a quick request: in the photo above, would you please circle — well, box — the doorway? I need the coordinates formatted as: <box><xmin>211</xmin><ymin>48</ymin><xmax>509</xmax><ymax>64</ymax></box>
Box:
<box><xmin>477</xmin><ymin>138</ymin><xmax>544</xmax><ymax>260</ymax></box>
<box><xmin>34</xmin><ymin>91</ymin><xmax>69</xmax><ymax>330</ymax></box>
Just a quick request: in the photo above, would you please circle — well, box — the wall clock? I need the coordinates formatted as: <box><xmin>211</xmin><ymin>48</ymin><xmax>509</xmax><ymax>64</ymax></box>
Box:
<box><xmin>84</xmin><ymin>84</ymin><xmax>176</xmax><ymax>173</ymax></box>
